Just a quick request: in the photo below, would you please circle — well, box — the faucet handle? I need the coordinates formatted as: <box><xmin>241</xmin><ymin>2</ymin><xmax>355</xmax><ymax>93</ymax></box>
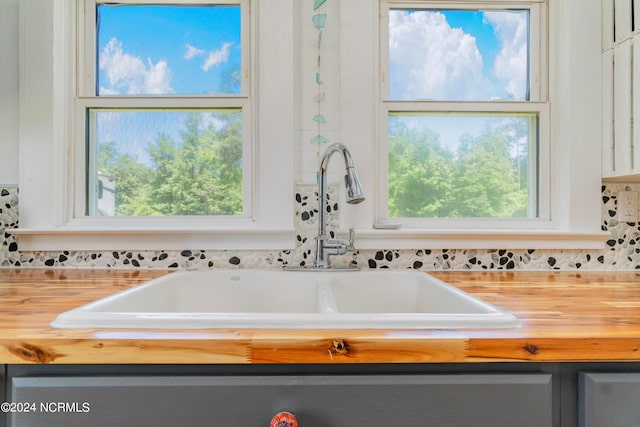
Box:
<box><xmin>346</xmin><ymin>228</ymin><xmax>356</xmax><ymax>251</ymax></box>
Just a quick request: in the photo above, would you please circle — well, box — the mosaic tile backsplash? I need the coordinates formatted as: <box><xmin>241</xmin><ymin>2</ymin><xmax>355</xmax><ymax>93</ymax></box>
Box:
<box><xmin>1</xmin><ymin>183</ymin><xmax>639</xmax><ymax>270</ymax></box>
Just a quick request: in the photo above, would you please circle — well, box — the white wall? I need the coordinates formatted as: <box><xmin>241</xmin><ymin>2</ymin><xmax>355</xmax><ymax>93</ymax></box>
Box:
<box><xmin>0</xmin><ymin>0</ymin><xmax>19</xmax><ymax>185</ymax></box>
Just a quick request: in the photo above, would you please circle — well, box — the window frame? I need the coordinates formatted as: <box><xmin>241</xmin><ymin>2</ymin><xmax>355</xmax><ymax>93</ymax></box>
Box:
<box><xmin>378</xmin><ymin>104</ymin><xmax>550</xmax><ymax>229</ymax></box>
<box><xmin>378</xmin><ymin>1</ymin><xmax>549</xmax><ymax>229</ymax></box>
<box><xmin>79</xmin><ymin>0</ymin><xmax>253</xmax><ymax>223</ymax></box>
<box><xmin>15</xmin><ymin>0</ymin><xmax>296</xmax><ymax>250</ymax></box>
<box><xmin>337</xmin><ymin>0</ymin><xmax>608</xmax><ymax>249</ymax></box>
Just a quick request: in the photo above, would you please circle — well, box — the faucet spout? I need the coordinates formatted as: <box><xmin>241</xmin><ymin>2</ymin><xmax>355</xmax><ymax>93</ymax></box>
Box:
<box><xmin>314</xmin><ymin>143</ymin><xmax>365</xmax><ymax>269</ymax></box>
<box><xmin>320</xmin><ymin>144</ymin><xmax>365</xmax><ymax>205</ymax></box>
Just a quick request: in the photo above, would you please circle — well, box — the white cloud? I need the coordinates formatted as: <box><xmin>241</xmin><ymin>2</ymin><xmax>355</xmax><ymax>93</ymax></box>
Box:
<box><xmin>389</xmin><ymin>11</ymin><xmax>488</xmax><ymax>101</ymax></box>
<box><xmin>184</xmin><ymin>44</ymin><xmax>205</xmax><ymax>60</ymax></box>
<box><xmin>200</xmin><ymin>113</ymin><xmax>228</xmax><ymax>132</ymax></box>
<box><xmin>202</xmin><ymin>42</ymin><xmax>233</xmax><ymax>72</ymax></box>
<box><xmin>184</xmin><ymin>42</ymin><xmax>233</xmax><ymax>72</ymax></box>
<box><xmin>99</xmin><ymin>37</ymin><xmax>174</xmax><ymax>95</ymax></box>
<box><xmin>98</xmin><ymin>86</ymin><xmax>119</xmax><ymax>95</ymax></box>
<box><xmin>484</xmin><ymin>12</ymin><xmax>529</xmax><ymax>100</ymax></box>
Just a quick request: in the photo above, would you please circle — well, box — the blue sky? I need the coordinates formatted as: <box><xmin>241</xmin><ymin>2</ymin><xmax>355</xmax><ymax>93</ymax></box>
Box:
<box><xmin>97</xmin><ymin>4</ymin><xmax>241</xmax><ymax>95</ymax></box>
<box><xmin>96</xmin><ymin>6</ymin><xmax>526</xmax><ymax>99</ymax></box>
<box><xmin>443</xmin><ymin>11</ymin><xmax>500</xmax><ymax>79</ymax></box>
<box><xmin>388</xmin><ymin>9</ymin><xmax>530</xmax><ymax>152</ymax></box>
<box><xmin>93</xmin><ymin>6</ymin><xmax>529</xmax><ymax>162</ymax></box>
<box><xmin>389</xmin><ymin>9</ymin><xmax>529</xmax><ymax>101</ymax></box>
<box><xmin>95</xmin><ymin>5</ymin><xmax>242</xmax><ymax>165</ymax></box>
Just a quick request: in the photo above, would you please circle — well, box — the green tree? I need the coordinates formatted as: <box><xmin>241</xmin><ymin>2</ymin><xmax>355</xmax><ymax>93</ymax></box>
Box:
<box><xmin>453</xmin><ymin>124</ymin><xmax>525</xmax><ymax>217</ymax></box>
<box><xmin>147</xmin><ymin>133</ymin><xmax>180</xmax><ymax>215</ymax></box>
<box><xmin>388</xmin><ymin>121</ymin><xmax>455</xmax><ymax>217</ymax></box>
<box><xmin>97</xmin><ymin>112</ymin><xmax>243</xmax><ymax>217</ymax></box>
<box><xmin>98</xmin><ymin>141</ymin><xmax>155</xmax><ymax>216</ymax></box>
<box><xmin>147</xmin><ymin>112</ymin><xmax>243</xmax><ymax>216</ymax></box>
<box><xmin>387</xmin><ymin>118</ymin><xmax>529</xmax><ymax>219</ymax></box>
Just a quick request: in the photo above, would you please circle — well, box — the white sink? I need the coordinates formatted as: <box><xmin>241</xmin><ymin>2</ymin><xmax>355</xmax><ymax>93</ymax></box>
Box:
<box><xmin>51</xmin><ymin>269</ymin><xmax>518</xmax><ymax>329</ymax></box>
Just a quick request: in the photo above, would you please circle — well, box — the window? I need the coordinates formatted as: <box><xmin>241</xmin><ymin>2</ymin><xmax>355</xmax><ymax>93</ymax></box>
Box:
<box><xmin>379</xmin><ymin>2</ymin><xmax>549</xmax><ymax>229</ymax></box>
<box><xmin>16</xmin><ymin>0</ymin><xmax>295</xmax><ymax>250</ymax></box>
<box><xmin>81</xmin><ymin>2</ymin><xmax>250</xmax><ymax>218</ymax></box>
<box><xmin>337</xmin><ymin>0</ymin><xmax>606</xmax><ymax>249</ymax></box>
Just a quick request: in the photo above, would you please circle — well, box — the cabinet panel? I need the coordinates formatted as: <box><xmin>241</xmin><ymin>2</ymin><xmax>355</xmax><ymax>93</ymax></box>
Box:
<box><xmin>634</xmin><ymin>35</ymin><xmax>640</xmax><ymax>170</ymax></box>
<box><xmin>9</xmin><ymin>374</ymin><xmax>552</xmax><ymax>427</ymax></box>
<box><xmin>614</xmin><ymin>41</ymin><xmax>633</xmax><ymax>174</ymax></box>
<box><xmin>580</xmin><ymin>372</ymin><xmax>640</xmax><ymax>427</ymax></box>
<box><xmin>614</xmin><ymin>0</ymin><xmax>633</xmax><ymax>41</ymax></box>
<box><xmin>603</xmin><ymin>0</ymin><xmax>615</xmax><ymax>49</ymax></box>
<box><xmin>603</xmin><ymin>49</ymin><xmax>614</xmax><ymax>176</ymax></box>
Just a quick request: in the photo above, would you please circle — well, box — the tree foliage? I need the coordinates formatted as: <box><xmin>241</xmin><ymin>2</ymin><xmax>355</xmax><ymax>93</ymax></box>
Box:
<box><xmin>97</xmin><ymin>112</ymin><xmax>243</xmax><ymax>216</ymax></box>
<box><xmin>97</xmin><ymin>112</ymin><xmax>529</xmax><ymax>219</ymax></box>
<box><xmin>388</xmin><ymin>118</ymin><xmax>530</xmax><ymax>218</ymax></box>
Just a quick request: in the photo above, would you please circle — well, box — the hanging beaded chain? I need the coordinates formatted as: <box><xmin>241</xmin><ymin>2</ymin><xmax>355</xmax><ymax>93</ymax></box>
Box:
<box><xmin>311</xmin><ymin>0</ymin><xmax>329</xmax><ymax>175</ymax></box>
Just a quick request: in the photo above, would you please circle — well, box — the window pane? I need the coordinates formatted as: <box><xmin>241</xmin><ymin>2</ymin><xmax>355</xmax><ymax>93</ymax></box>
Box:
<box><xmin>387</xmin><ymin>114</ymin><xmax>537</xmax><ymax>218</ymax></box>
<box><xmin>97</xmin><ymin>4</ymin><xmax>242</xmax><ymax>95</ymax></box>
<box><xmin>88</xmin><ymin>109</ymin><xmax>243</xmax><ymax>216</ymax></box>
<box><xmin>388</xmin><ymin>9</ymin><xmax>529</xmax><ymax>101</ymax></box>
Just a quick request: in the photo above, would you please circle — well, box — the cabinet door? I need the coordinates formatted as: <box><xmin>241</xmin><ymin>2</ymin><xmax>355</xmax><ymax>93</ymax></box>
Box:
<box><xmin>580</xmin><ymin>372</ymin><xmax>640</xmax><ymax>427</ymax></box>
<box><xmin>9</xmin><ymin>374</ymin><xmax>551</xmax><ymax>427</ymax></box>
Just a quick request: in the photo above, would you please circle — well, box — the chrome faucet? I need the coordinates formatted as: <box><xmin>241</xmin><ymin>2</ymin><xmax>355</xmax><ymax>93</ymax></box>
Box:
<box><xmin>313</xmin><ymin>143</ymin><xmax>365</xmax><ymax>269</ymax></box>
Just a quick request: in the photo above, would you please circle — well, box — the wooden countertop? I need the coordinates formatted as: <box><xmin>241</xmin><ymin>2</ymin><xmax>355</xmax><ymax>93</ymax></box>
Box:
<box><xmin>0</xmin><ymin>269</ymin><xmax>639</xmax><ymax>364</ymax></box>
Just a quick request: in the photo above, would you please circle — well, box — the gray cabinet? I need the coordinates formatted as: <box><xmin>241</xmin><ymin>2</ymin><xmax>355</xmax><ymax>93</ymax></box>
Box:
<box><xmin>8</xmin><ymin>373</ymin><xmax>552</xmax><ymax>427</ymax></box>
<box><xmin>10</xmin><ymin>361</ymin><xmax>640</xmax><ymax>426</ymax></box>
<box><xmin>579</xmin><ymin>372</ymin><xmax>640</xmax><ymax>427</ymax></box>
<box><xmin>0</xmin><ymin>365</ymin><xmax>4</xmax><ymax>426</ymax></box>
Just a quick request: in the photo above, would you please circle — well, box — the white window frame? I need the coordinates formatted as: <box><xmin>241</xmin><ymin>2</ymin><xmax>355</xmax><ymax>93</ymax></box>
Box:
<box><xmin>337</xmin><ymin>0</ymin><xmax>608</xmax><ymax>249</ymax></box>
<box><xmin>79</xmin><ymin>0</ymin><xmax>253</xmax><ymax>222</ymax></box>
<box><xmin>15</xmin><ymin>0</ymin><xmax>296</xmax><ymax>250</ymax></box>
<box><xmin>378</xmin><ymin>1</ymin><xmax>549</xmax><ymax>230</ymax></box>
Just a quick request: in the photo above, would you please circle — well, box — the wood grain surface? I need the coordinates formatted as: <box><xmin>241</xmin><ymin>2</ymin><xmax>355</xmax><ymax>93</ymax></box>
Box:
<box><xmin>0</xmin><ymin>269</ymin><xmax>638</xmax><ymax>364</ymax></box>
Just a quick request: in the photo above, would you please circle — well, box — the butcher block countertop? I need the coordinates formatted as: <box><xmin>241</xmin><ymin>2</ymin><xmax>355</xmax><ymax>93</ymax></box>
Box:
<box><xmin>0</xmin><ymin>268</ymin><xmax>639</xmax><ymax>364</ymax></box>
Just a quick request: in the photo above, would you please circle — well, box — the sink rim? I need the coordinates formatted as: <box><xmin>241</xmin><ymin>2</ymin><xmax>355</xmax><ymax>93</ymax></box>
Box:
<box><xmin>51</xmin><ymin>269</ymin><xmax>520</xmax><ymax>330</ymax></box>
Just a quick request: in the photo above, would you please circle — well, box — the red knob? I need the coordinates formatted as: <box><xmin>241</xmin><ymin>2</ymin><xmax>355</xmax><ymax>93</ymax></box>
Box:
<box><xmin>270</xmin><ymin>411</ymin><xmax>298</xmax><ymax>427</ymax></box>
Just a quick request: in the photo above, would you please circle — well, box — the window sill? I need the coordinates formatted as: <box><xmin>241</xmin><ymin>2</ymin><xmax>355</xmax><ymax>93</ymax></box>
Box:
<box><xmin>9</xmin><ymin>228</ymin><xmax>296</xmax><ymax>251</ymax></box>
<box><xmin>350</xmin><ymin>229</ymin><xmax>610</xmax><ymax>250</ymax></box>
<box><xmin>10</xmin><ymin>227</ymin><xmax>609</xmax><ymax>252</ymax></box>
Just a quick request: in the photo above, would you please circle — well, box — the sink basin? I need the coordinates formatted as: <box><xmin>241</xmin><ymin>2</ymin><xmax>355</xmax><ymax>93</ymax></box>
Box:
<box><xmin>51</xmin><ymin>269</ymin><xmax>518</xmax><ymax>329</ymax></box>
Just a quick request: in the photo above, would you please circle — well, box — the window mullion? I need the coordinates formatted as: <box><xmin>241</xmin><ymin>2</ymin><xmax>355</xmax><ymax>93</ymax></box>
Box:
<box><xmin>79</xmin><ymin>0</ymin><xmax>96</xmax><ymax>97</ymax></box>
<box><xmin>77</xmin><ymin>96</ymin><xmax>249</xmax><ymax>109</ymax></box>
<box><xmin>383</xmin><ymin>100</ymin><xmax>548</xmax><ymax>114</ymax></box>
<box><xmin>528</xmin><ymin>3</ymin><xmax>545</xmax><ymax>101</ymax></box>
